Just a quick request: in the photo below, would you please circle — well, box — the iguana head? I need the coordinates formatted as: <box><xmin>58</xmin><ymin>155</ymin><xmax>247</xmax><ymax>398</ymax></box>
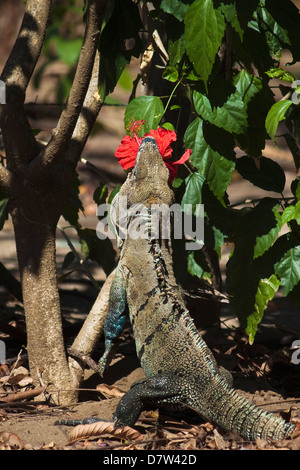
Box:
<box><xmin>120</xmin><ymin>136</ymin><xmax>174</xmax><ymax>207</ymax></box>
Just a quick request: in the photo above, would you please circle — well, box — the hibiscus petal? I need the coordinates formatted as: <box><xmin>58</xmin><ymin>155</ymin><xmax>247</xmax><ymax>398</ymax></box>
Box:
<box><xmin>173</xmin><ymin>149</ymin><xmax>192</xmax><ymax>165</ymax></box>
<box><xmin>114</xmin><ymin>128</ymin><xmax>185</xmax><ymax>177</ymax></box>
<box><xmin>115</xmin><ymin>135</ymin><xmax>140</xmax><ymax>170</ymax></box>
<box><xmin>164</xmin><ymin>161</ymin><xmax>178</xmax><ymax>184</ymax></box>
<box><xmin>148</xmin><ymin>128</ymin><xmax>177</xmax><ymax>159</ymax></box>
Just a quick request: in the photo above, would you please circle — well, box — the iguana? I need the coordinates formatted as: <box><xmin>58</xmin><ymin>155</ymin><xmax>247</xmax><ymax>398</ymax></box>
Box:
<box><xmin>61</xmin><ymin>136</ymin><xmax>295</xmax><ymax>441</ymax></box>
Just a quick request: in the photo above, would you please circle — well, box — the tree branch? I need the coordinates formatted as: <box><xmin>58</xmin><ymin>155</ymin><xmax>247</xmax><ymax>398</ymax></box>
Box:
<box><xmin>28</xmin><ymin>0</ymin><xmax>106</xmax><ymax>181</ymax></box>
<box><xmin>56</xmin><ymin>50</ymin><xmax>104</xmax><ymax>187</ymax></box>
<box><xmin>0</xmin><ymin>0</ymin><xmax>52</xmax><ymax>168</ymax></box>
<box><xmin>65</xmin><ymin>50</ymin><xmax>103</xmax><ymax>166</ymax></box>
<box><xmin>1</xmin><ymin>0</ymin><xmax>52</xmax><ymax>94</ymax></box>
<box><xmin>68</xmin><ymin>269</ymin><xmax>116</xmax><ymax>384</ymax></box>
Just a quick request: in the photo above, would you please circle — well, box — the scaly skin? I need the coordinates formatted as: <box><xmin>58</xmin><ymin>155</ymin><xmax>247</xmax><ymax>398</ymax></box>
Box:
<box><xmin>58</xmin><ymin>137</ymin><xmax>295</xmax><ymax>441</ymax></box>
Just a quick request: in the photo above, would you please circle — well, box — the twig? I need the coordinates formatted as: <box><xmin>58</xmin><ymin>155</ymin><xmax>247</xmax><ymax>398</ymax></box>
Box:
<box><xmin>258</xmin><ymin>398</ymin><xmax>300</xmax><ymax>407</ymax></box>
<box><xmin>67</xmin><ymin>348</ymin><xmax>100</xmax><ymax>373</ymax></box>
<box><xmin>0</xmin><ymin>386</ymin><xmax>47</xmax><ymax>403</ymax></box>
<box><xmin>80</xmin><ymin>157</ymin><xmax>106</xmax><ymax>182</ymax></box>
<box><xmin>274</xmin><ymin>323</ymin><xmax>300</xmax><ymax>339</ymax></box>
<box><xmin>229</xmin><ymin>196</ymin><xmax>295</xmax><ymax>209</ymax></box>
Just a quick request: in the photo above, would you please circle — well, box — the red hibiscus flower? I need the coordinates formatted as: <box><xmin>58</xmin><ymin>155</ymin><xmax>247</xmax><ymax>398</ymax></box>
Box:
<box><xmin>115</xmin><ymin>121</ymin><xmax>191</xmax><ymax>183</ymax></box>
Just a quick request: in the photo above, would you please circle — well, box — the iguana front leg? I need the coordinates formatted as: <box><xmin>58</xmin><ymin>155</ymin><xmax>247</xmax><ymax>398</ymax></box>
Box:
<box><xmin>98</xmin><ymin>267</ymin><xmax>127</xmax><ymax>375</ymax></box>
<box><xmin>113</xmin><ymin>374</ymin><xmax>192</xmax><ymax>427</ymax></box>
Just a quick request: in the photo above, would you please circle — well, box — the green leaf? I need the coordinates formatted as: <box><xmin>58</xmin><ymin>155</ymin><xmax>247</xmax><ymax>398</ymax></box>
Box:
<box><xmin>265</xmin><ymin>0</ymin><xmax>300</xmax><ymax>61</ymax></box>
<box><xmin>172</xmin><ymin>177</ymin><xmax>184</xmax><ymax>189</ymax></box>
<box><xmin>274</xmin><ymin>245</ymin><xmax>300</xmax><ymax>295</ymax></box>
<box><xmin>291</xmin><ymin>177</ymin><xmax>300</xmax><ymax>200</ymax></box>
<box><xmin>62</xmin><ymin>251</ymin><xmax>75</xmax><ymax>270</ymax></box>
<box><xmin>118</xmin><ymin>67</ymin><xmax>135</xmax><ymax>91</ymax></box>
<box><xmin>55</xmin><ymin>37</ymin><xmax>82</xmax><ymax>66</ymax></box>
<box><xmin>162</xmin><ymin>122</ymin><xmax>176</xmax><ymax>131</ymax></box>
<box><xmin>187</xmin><ymin>250</ymin><xmax>210</xmax><ymax>280</ymax></box>
<box><xmin>219</xmin><ymin>2</ymin><xmax>244</xmax><ymax>41</ymax></box>
<box><xmin>235</xmin><ymin>85</ymin><xmax>275</xmax><ymax>158</ymax></box>
<box><xmin>108</xmin><ymin>185</ymin><xmax>121</xmax><ymax>205</ymax></box>
<box><xmin>184</xmin><ymin>118</ymin><xmax>235</xmax><ymax>202</ymax></box>
<box><xmin>185</xmin><ymin>0</ymin><xmax>226</xmax><ymax>87</ymax></box>
<box><xmin>281</xmin><ymin>204</ymin><xmax>297</xmax><ymax>225</ymax></box>
<box><xmin>233</xmin><ymin>70</ymin><xmax>262</xmax><ymax>107</ymax></box>
<box><xmin>212</xmin><ymin>226</ymin><xmax>224</xmax><ymax>259</ymax></box>
<box><xmin>282</xmin><ymin>133</ymin><xmax>300</xmax><ymax>171</ymax></box>
<box><xmin>98</xmin><ymin>0</ymin><xmax>143</xmax><ymax>97</ymax></box>
<box><xmin>162</xmin><ymin>66</ymin><xmax>179</xmax><ymax>83</ymax></box>
<box><xmin>181</xmin><ymin>172</ymin><xmax>205</xmax><ymax>216</ymax></box>
<box><xmin>193</xmin><ymin>89</ymin><xmax>248</xmax><ymax>134</ymax></box>
<box><xmin>161</xmin><ymin>0</ymin><xmax>189</xmax><ymax>21</ymax></box>
<box><xmin>231</xmin><ymin>27</ymin><xmax>274</xmax><ymax>78</ymax></box>
<box><xmin>168</xmin><ymin>34</ymin><xmax>186</xmax><ymax>66</ymax></box>
<box><xmin>62</xmin><ymin>172</ymin><xmax>84</xmax><ymax>227</ymax></box>
<box><xmin>265</xmin><ymin>67</ymin><xmax>295</xmax><ymax>83</ymax></box>
<box><xmin>230</xmin><ymin>199</ymin><xmax>282</xmax><ymax>246</ymax></box>
<box><xmin>57</xmin><ymin>75</ymin><xmax>72</xmax><ymax>102</ymax></box>
<box><xmin>226</xmin><ymin>242</ymin><xmax>259</xmax><ymax>326</ymax></box>
<box><xmin>226</xmin><ymin>198</ymin><xmax>289</xmax><ymax>328</ymax></box>
<box><xmin>236</xmin><ymin>1</ymin><xmax>259</xmax><ymax>30</ymax></box>
<box><xmin>291</xmin><ymin>201</ymin><xmax>300</xmax><ymax>224</ymax></box>
<box><xmin>93</xmin><ymin>184</ymin><xmax>108</xmax><ymax>207</ymax></box>
<box><xmin>236</xmin><ymin>155</ymin><xmax>286</xmax><ymax>193</ymax></box>
<box><xmin>246</xmin><ymin>274</ymin><xmax>281</xmax><ymax>344</ymax></box>
<box><xmin>265</xmin><ymin>100</ymin><xmax>293</xmax><ymax>144</ymax></box>
<box><xmin>255</xmin><ymin>5</ymin><xmax>292</xmax><ymax>55</ymax></box>
<box><xmin>124</xmin><ymin>96</ymin><xmax>164</xmax><ymax>134</ymax></box>
<box><xmin>77</xmin><ymin>228</ymin><xmax>116</xmax><ymax>276</ymax></box>
<box><xmin>253</xmin><ymin>205</ymin><xmax>281</xmax><ymax>259</ymax></box>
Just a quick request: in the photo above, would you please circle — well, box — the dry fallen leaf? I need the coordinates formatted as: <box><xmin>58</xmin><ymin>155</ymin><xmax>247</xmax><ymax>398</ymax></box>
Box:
<box><xmin>286</xmin><ymin>436</ymin><xmax>300</xmax><ymax>450</ymax></box>
<box><xmin>69</xmin><ymin>420</ymin><xmax>144</xmax><ymax>443</ymax></box>
<box><xmin>255</xmin><ymin>438</ymin><xmax>268</xmax><ymax>450</ymax></box>
<box><xmin>9</xmin><ymin>374</ymin><xmax>33</xmax><ymax>387</ymax></box>
<box><xmin>96</xmin><ymin>383</ymin><xmax>126</xmax><ymax>398</ymax></box>
<box><xmin>0</xmin><ymin>364</ymin><xmax>10</xmax><ymax>377</ymax></box>
<box><xmin>213</xmin><ymin>429</ymin><xmax>226</xmax><ymax>450</ymax></box>
<box><xmin>0</xmin><ymin>431</ymin><xmax>24</xmax><ymax>449</ymax></box>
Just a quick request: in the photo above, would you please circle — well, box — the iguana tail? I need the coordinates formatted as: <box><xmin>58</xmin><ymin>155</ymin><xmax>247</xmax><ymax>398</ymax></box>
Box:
<box><xmin>198</xmin><ymin>375</ymin><xmax>295</xmax><ymax>441</ymax></box>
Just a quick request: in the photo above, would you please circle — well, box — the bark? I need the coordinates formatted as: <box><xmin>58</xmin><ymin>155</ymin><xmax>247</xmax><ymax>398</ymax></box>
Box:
<box><xmin>9</xmin><ymin>173</ymin><xmax>77</xmax><ymax>403</ymax></box>
<box><xmin>0</xmin><ymin>0</ymin><xmax>107</xmax><ymax>404</ymax></box>
<box><xmin>69</xmin><ymin>270</ymin><xmax>116</xmax><ymax>385</ymax></box>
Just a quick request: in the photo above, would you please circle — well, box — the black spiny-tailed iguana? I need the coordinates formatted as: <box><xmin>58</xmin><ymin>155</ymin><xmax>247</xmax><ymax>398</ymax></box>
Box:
<box><xmin>62</xmin><ymin>136</ymin><xmax>295</xmax><ymax>441</ymax></box>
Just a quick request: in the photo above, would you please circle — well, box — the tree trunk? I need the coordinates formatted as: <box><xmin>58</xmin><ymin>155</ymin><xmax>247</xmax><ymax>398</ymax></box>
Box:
<box><xmin>0</xmin><ymin>0</ymin><xmax>108</xmax><ymax>404</ymax></box>
<box><xmin>10</xmin><ymin>173</ymin><xmax>77</xmax><ymax>404</ymax></box>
